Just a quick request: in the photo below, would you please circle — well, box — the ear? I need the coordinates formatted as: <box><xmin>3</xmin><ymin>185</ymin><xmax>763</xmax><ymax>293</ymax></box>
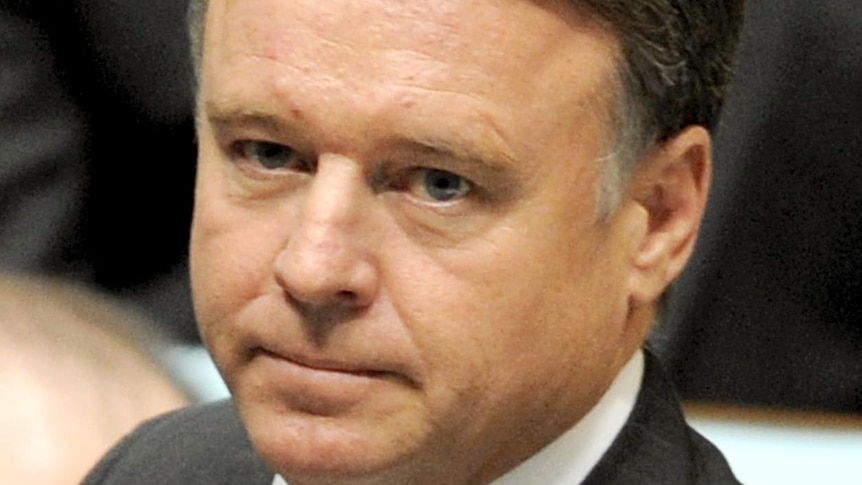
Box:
<box><xmin>623</xmin><ymin>126</ymin><xmax>712</xmax><ymax>308</ymax></box>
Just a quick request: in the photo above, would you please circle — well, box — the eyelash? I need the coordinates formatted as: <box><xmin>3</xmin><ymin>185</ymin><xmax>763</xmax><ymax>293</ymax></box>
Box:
<box><xmin>224</xmin><ymin>139</ymin><xmax>477</xmax><ymax>205</ymax></box>
<box><xmin>229</xmin><ymin>140</ymin><xmax>313</xmax><ymax>174</ymax></box>
<box><xmin>399</xmin><ymin>168</ymin><xmax>473</xmax><ymax>204</ymax></box>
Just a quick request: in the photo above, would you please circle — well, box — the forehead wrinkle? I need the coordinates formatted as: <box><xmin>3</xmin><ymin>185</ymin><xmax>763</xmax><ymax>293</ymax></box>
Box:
<box><xmin>205</xmin><ymin>27</ymin><xmax>517</xmax><ymax>162</ymax></box>
<box><xmin>219</xmin><ymin>0</ymin><xmax>573</xmax><ymax>82</ymax></box>
<box><xmin>213</xmin><ymin>0</ymin><xmax>613</xmax><ymax>101</ymax></box>
<box><xmin>218</xmin><ymin>0</ymin><xmax>456</xmax><ymax>79</ymax></box>
<box><xmin>205</xmin><ymin>0</ymin><xmax>619</xmax><ymax>170</ymax></box>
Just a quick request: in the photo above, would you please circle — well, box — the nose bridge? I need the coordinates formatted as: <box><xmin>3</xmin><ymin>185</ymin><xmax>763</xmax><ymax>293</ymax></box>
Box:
<box><xmin>302</xmin><ymin>156</ymin><xmax>364</xmax><ymax>237</ymax></box>
<box><xmin>275</xmin><ymin>155</ymin><xmax>378</xmax><ymax>308</ymax></box>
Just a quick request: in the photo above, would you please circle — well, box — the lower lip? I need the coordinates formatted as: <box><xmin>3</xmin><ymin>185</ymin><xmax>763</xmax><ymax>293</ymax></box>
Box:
<box><xmin>253</xmin><ymin>350</ymin><xmax>392</xmax><ymax>415</ymax></box>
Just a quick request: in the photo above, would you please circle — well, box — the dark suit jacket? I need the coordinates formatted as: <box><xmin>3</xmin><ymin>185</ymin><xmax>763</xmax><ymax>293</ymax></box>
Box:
<box><xmin>83</xmin><ymin>352</ymin><xmax>739</xmax><ymax>484</ymax></box>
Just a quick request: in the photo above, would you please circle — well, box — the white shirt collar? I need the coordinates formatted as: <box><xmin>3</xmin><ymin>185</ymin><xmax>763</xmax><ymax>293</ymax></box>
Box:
<box><xmin>273</xmin><ymin>350</ymin><xmax>644</xmax><ymax>485</ymax></box>
<box><xmin>488</xmin><ymin>349</ymin><xmax>644</xmax><ymax>485</ymax></box>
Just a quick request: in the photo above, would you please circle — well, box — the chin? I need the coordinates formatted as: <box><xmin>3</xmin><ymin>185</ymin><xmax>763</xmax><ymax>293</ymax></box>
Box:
<box><xmin>239</xmin><ymin>395</ymin><xmax>429</xmax><ymax>483</ymax></box>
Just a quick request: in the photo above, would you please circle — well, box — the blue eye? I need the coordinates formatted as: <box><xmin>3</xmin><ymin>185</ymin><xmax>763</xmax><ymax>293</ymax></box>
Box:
<box><xmin>414</xmin><ymin>168</ymin><xmax>471</xmax><ymax>202</ymax></box>
<box><xmin>234</xmin><ymin>140</ymin><xmax>306</xmax><ymax>171</ymax></box>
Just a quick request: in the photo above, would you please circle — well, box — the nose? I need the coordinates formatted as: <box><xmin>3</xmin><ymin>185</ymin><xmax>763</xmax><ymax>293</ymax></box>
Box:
<box><xmin>274</xmin><ymin>156</ymin><xmax>379</xmax><ymax>313</ymax></box>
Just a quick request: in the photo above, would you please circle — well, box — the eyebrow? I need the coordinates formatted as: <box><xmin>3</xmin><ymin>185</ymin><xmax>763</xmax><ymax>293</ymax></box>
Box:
<box><xmin>204</xmin><ymin>100</ymin><xmax>294</xmax><ymax>136</ymax></box>
<box><xmin>203</xmin><ymin>98</ymin><xmax>517</xmax><ymax>173</ymax></box>
<box><xmin>395</xmin><ymin>135</ymin><xmax>515</xmax><ymax>175</ymax></box>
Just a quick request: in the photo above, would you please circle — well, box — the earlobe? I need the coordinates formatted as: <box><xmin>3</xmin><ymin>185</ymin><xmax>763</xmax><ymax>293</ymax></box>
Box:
<box><xmin>626</xmin><ymin>126</ymin><xmax>712</xmax><ymax>307</ymax></box>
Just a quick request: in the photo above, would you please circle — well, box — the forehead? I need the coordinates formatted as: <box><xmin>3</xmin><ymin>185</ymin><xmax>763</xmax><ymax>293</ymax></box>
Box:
<box><xmin>200</xmin><ymin>0</ymin><xmax>621</xmax><ymax>168</ymax></box>
<box><xmin>203</xmin><ymin>0</ymin><xmax>618</xmax><ymax>97</ymax></box>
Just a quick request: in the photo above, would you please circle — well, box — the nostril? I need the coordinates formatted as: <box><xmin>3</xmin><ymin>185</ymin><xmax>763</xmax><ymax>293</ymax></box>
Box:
<box><xmin>273</xmin><ymin>231</ymin><xmax>379</xmax><ymax>310</ymax></box>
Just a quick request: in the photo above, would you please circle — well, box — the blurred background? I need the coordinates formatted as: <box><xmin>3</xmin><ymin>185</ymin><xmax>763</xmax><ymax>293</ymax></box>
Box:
<box><xmin>1</xmin><ymin>0</ymin><xmax>860</xmax><ymax>483</ymax></box>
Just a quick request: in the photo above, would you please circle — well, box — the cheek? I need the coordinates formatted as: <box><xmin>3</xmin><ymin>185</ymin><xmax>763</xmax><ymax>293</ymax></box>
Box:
<box><xmin>384</xmin><ymin>234</ymin><xmax>567</xmax><ymax>410</ymax></box>
<box><xmin>404</xmin><ymin>217</ymin><xmax>622</xmax><ymax>396</ymax></box>
<box><xmin>190</xmin><ymin>181</ymin><xmax>286</xmax><ymax>343</ymax></box>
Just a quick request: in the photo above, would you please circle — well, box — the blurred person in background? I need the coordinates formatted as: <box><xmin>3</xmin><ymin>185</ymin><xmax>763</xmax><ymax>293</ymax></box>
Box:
<box><xmin>0</xmin><ymin>0</ymin><xmax>198</xmax><ymax>343</ymax></box>
<box><xmin>0</xmin><ymin>273</ymin><xmax>190</xmax><ymax>484</ymax></box>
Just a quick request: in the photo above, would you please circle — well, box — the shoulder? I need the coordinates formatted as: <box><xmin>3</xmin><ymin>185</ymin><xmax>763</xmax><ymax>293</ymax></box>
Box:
<box><xmin>584</xmin><ymin>351</ymin><xmax>740</xmax><ymax>485</ymax></box>
<box><xmin>83</xmin><ymin>400</ymin><xmax>273</xmax><ymax>485</ymax></box>
<box><xmin>686</xmin><ymin>427</ymin><xmax>741</xmax><ymax>484</ymax></box>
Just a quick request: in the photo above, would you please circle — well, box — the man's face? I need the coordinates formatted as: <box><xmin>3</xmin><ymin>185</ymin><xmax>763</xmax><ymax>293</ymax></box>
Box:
<box><xmin>191</xmin><ymin>0</ymin><xmax>644</xmax><ymax>483</ymax></box>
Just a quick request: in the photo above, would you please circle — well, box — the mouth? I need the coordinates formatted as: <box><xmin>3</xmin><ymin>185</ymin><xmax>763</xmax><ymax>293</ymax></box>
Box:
<box><xmin>258</xmin><ymin>347</ymin><xmax>390</xmax><ymax>379</ymax></box>
<box><xmin>245</xmin><ymin>346</ymin><xmax>409</xmax><ymax>416</ymax></box>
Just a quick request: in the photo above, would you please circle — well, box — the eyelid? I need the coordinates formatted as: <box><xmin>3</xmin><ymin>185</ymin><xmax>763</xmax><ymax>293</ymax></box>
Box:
<box><xmin>208</xmin><ymin>112</ymin><xmax>310</xmax><ymax>164</ymax></box>
<box><xmin>408</xmin><ymin>167</ymin><xmax>473</xmax><ymax>203</ymax></box>
<box><xmin>375</xmin><ymin>166</ymin><xmax>477</xmax><ymax>211</ymax></box>
<box><xmin>227</xmin><ymin>139</ymin><xmax>315</xmax><ymax>176</ymax></box>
